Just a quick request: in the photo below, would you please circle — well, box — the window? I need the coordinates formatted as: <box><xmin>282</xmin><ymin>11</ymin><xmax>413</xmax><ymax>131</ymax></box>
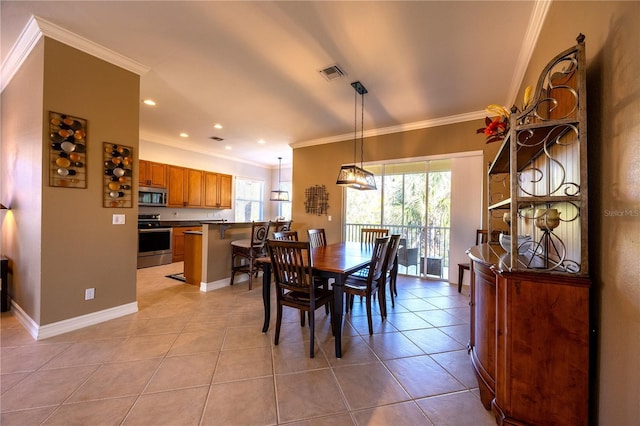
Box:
<box><xmin>235</xmin><ymin>178</ymin><xmax>264</xmax><ymax>222</ymax></box>
<box><xmin>277</xmin><ymin>182</ymin><xmax>292</xmax><ymax>220</ymax></box>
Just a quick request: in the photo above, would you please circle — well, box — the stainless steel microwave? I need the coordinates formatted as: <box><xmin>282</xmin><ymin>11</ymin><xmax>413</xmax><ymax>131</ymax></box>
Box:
<box><xmin>138</xmin><ymin>187</ymin><xmax>167</xmax><ymax>207</ymax></box>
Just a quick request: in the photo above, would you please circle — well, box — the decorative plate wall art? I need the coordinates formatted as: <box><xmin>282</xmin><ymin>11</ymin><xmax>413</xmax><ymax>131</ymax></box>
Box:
<box><xmin>103</xmin><ymin>142</ymin><xmax>133</xmax><ymax>208</ymax></box>
<box><xmin>48</xmin><ymin>112</ymin><xmax>87</xmax><ymax>188</ymax></box>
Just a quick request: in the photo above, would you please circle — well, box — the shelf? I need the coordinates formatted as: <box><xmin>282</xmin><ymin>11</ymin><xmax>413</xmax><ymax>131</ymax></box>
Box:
<box><xmin>489</xmin><ymin>198</ymin><xmax>511</xmax><ymax>210</ymax></box>
<box><xmin>488</xmin><ymin>120</ymin><xmax>578</xmax><ymax>174</ymax></box>
<box><xmin>515</xmin><ymin>196</ymin><xmax>582</xmax><ymax>207</ymax></box>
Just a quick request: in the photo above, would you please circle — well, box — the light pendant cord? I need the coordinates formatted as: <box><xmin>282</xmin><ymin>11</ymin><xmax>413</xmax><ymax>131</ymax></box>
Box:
<box><xmin>353</xmin><ymin>89</ymin><xmax>357</xmax><ymax>164</ymax></box>
<box><xmin>360</xmin><ymin>90</ymin><xmax>364</xmax><ymax>168</ymax></box>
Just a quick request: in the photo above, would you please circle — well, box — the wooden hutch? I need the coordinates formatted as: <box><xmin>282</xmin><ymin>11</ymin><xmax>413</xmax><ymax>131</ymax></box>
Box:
<box><xmin>468</xmin><ymin>35</ymin><xmax>591</xmax><ymax>425</ymax></box>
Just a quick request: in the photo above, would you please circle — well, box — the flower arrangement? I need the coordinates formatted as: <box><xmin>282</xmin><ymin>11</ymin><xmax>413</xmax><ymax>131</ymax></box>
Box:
<box><xmin>477</xmin><ymin>86</ymin><xmax>533</xmax><ymax>144</ymax></box>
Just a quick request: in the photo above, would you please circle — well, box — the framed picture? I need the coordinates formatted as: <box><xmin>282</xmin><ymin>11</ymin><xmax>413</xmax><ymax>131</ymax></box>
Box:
<box><xmin>48</xmin><ymin>112</ymin><xmax>87</xmax><ymax>188</ymax></box>
<box><xmin>103</xmin><ymin>142</ymin><xmax>134</xmax><ymax>208</ymax></box>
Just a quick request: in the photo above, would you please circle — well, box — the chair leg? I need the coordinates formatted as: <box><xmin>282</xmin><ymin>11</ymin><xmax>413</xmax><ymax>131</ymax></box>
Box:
<box><xmin>309</xmin><ymin>308</ymin><xmax>315</xmax><ymax>358</ymax></box>
<box><xmin>247</xmin><ymin>258</ymin><xmax>253</xmax><ymax>291</ymax></box>
<box><xmin>378</xmin><ymin>285</ymin><xmax>387</xmax><ymax>319</ymax></box>
<box><xmin>366</xmin><ymin>294</ymin><xmax>373</xmax><ymax>335</ymax></box>
<box><xmin>458</xmin><ymin>265</ymin><xmax>464</xmax><ymax>293</ymax></box>
<box><xmin>274</xmin><ymin>303</ymin><xmax>283</xmax><ymax>345</ymax></box>
<box><xmin>300</xmin><ymin>311</ymin><xmax>305</xmax><ymax>327</ymax></box>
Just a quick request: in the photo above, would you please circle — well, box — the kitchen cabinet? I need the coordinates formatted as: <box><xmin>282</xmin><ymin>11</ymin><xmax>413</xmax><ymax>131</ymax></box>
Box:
<box><xmin>469</xmin><ymin>35</ymin><xmax>591</xmax><ymax>425</ymax></box>
<box><xmin>204</xmin><ymin>172</ymin><xmax>232</xmax><ymax>209</ymax></box>
<box><xmin>138</xmin><ymin>160</ymin><xmax>166</xmax><ymax>188</ymax></box>
<box><xmin>167</xmin><ymin>166</ymin><xmax>203</xmax><ymax>208</ymax></box>
<box><xmin>172</xmin><ymin>226</ymin><xmax>202</xmax><ymax>263</ymax></box>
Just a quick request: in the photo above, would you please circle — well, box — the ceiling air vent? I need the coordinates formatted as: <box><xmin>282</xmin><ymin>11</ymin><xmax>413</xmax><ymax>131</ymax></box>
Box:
<box><xmin>209</xmin><ymin>136</ymin><xmax>224</xmax><ymax>141</ymax></box>
<box><xmin>319</xmin><ymin>64</ymin><xmax>345</xmax><ymax>81</ymax></box>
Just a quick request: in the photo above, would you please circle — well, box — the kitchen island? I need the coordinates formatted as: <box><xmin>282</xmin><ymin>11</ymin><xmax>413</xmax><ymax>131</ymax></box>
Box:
<box><xmin>194</xmin><ymin>221</ymin><xmax>255</xmax><ymax>291</ymax></box>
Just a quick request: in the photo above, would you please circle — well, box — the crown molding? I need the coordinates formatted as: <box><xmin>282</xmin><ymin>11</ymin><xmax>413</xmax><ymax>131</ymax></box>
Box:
<box><xmin>291</xmin><ymin>110</ymin><xmax>487</xmax><ymax>149</ymax></box>
<box><xmin>1</xmin><ymin>15</ymin><xmax>149</xmax><ymax>93</ymax></box>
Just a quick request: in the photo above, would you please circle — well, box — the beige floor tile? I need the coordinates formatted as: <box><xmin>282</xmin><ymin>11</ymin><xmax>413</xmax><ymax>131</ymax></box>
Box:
<box><xmin>167</xmin><ymin>328</ymin><xmax>225</xmax><ymax>356</ymax></box>
<box><xmin>67</xmin><ymin>358</ymin><xmax>161</xmax><ymax>402</ymax></box>
<box><xmin>439</xmin><ymin>324</ymin><xmax>470</xmax><ymax>346</ymax></box>
<box><xmin>276</xmin><ymin>369</ymin><xmax>348</xmax><ymax>423</ymax></box>
<box><xmin>213</xmin><ymin>346</ymin><xmax>273</xmax><ymax>383</ymax></box>
<box><xmin>415</xmin><ymin>309</ymin><xmax>465</xmax><ymax>327</ymax></box>
<box><xmin>0</xmin><ymin>326</ymin><xmax>40</xmax><ymax>347</ymax></box>
<box><xmin>0</xmin><ymin>343</ymin><xmax>71</xmax><ymax>374</ymax></box>
<box><xmin>424</xmin><ymin>295</ymin><xmax>470</xmax><ymax>309</ymax></box>
<box><xmin>384</xmin><ymin>312</ymin><xmax>432</xmax><ymax>331</ymax></box>
<box><xmin>0</xmin><ymin>365</ymin><xmax>97</xmax><ymax>411</ymax></box>
<box><xmin>145</xmin><ymin>352</ymin><xmax>218</xmax><ymax>392</ymax></box>
<box><xmin>1</xmin><ymin>371</ymin><xmax>31</xmax><ymax>394</ymax></box>
<box><xmin>430</xmin><ymin>350</ymin><xmax>477</xmax><ymax>388</ymax></box>
<box><xmin>0</xmin><ymin>406</ymin><xmax>56</xmax><ymax>426</ymax></box>
<box><xmin>332</xmin><ymin>362</ymin><xmax>411</xmax><ymax>411</ymax></box>
<box><xmin>352</xmin><ymin>401</ymin><xmax>433</xmax><ymax>425</ymax></box>
<box><xmin>285</xmin><ymin>412</ymin><xmax>355</xmax><ymax>425</ymax></box>
<box><xmin>222</xmin><ymin>324</ymin><xmax>272</xmax><ymax>350</ymax></box>
<box><xmin>272</xmin><ymin>340</ymin><xmax>330</xmax><ymax>374</ymax></box>
<box><xmin>123</xmin><ymin>386</ymin><xmax>209</xmax><ymax>426</ymax></box>
<box><xmin>385</xmin><ymin>355</ymin><xmax>466</xmax><ymax>399</ymax></box>
<box><xmin>202</xmin><ymin>376</ymin><xmax>277</xmax><ymax>425</ymax></box>
<box><xmin>320</xmin><ymin>335</ymin><xmax>379</xmax><ymax>366</ymax></box>
<box><xmin>41</xmin><ymin>338</ymin><xmax>126</xmax><ymax>369</ymax></box>
<box><xmin>42</xmin><ymin>396</ymin><xmax>137</xmax><ymax>425</ymax></box>
<box><xmin>396</xmin><ymin>298</ymin><xmax>438</xmax><ymax>312</ymax></box>
<box><xmin>363</xmin><ymin>331</ymin><xmax>425</xmax><ymax>360</ymax></box>
<box><xmin>113</xmin><ymin>333</ymin><xmax>177</xmax><ymax>361</ymax></box>
<box><xmin>416</xmin><ymin>390</ymin><xmax>496</xmax><ymax>425</ymax></box>
<box><xmin>403</xmin><ymin>328</ymin><xmax>465</xmax><ymax>354</ymax></box>
<box><xmin>346</xmin><ymin>313</ymin><xmax>398</xmax><ymax>335</ymax></box>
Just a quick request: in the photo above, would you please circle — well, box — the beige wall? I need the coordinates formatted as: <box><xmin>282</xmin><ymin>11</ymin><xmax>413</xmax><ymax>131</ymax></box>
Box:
<box><xmin>526</xmin><ymin>1</ymin><xmax>639</xmax><ymax>423</ymax></box>
<box><xmin>1</xmin><ymin>40</ymin><xmax>45</xmax><ymax>322</ymax></box>
<box><xmin>2</xmin><ymin>37</ymin><xmax>140</xmax><ymax>326</ymax></box>
<box><xmin>292</xmin><ymin>120</ymin><xmax>498</xmax><ymax>243</ymax></box>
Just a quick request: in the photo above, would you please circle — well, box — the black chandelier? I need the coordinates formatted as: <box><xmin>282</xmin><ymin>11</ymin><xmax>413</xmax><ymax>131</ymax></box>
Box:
<box><xmin>336</xmin><ymin>81</ymin><xmax>376</xmax><ymax>190</ymax></box>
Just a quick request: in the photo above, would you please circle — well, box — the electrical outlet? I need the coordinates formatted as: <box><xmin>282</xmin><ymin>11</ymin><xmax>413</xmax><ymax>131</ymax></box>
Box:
<box><xmin>112</xmin><ymin>214</ymin><xmax>125</xmax><ymax>225</ymax></box>
<box><xmin>328</xmin><ymin>215</ymin><xmax>332</xmax><ymax>221</ymax></box>
<box><xmin>85</xmin><ymin>288</ymin><xmax>95</xmax><ymax>300</ymax></box>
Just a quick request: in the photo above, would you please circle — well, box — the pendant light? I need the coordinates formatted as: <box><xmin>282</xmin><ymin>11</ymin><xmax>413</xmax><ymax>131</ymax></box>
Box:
<box><xmin>336</xmin><ymin>81</ymin><xmax>376</xmax><ymax>190</ymax></box>
<box><xmin>270</xmin><ymin>157</ymin><xmax>289</xmax><ymax>201</ymax></box>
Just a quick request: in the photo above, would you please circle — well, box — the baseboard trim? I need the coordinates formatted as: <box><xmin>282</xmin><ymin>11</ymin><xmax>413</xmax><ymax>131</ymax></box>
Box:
<box><xmin>10</xmin><ymin>301</ymin><xmax>138</xmax><ymax>340</ymax></box>
<box><xmin>199</xmin><ymin>272</ymin><xmax>260</xmax><ymax>292</ymax></box>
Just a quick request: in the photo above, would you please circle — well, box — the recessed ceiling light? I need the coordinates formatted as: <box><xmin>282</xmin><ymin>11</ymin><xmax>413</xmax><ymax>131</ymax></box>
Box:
<box><xmin>213</xmin><ymin>123</ymin><xmax>223</xmax><ymax>129</ymax></box>
<box><xmin>258</xmin><ymin>139</ymin><xmax>266</xmax><ymax>145</ymax></box>
<box><xmin>179</xmin><ymin>133</ymin><xmax>189</xmax><ymax>138</ymax></box>
<box><xmin>143</xmin><ymin>99</ymin><xmax>156</xmax><ymax>106</ymax></box>
<box><xmin>225</xmin><ymin>146</ymin><xmax>232</xmax><ymax>150</ymax></box>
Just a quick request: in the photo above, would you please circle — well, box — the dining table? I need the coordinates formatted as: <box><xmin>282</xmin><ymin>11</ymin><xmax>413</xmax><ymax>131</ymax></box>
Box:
<box><xmin>258</xmin><ymin>241</ymin><xmax>374</xmax><ymax>358</ymax></box>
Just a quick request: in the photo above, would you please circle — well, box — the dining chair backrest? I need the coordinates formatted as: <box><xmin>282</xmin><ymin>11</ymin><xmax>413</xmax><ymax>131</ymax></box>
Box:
<box><xmin>307</xmin><ymin>228</ymin><xmax>327</xmax><ymax>248</ymax></box>
<box><xmin>273</xmin><ymin>220</ymin><xmax>292</xmax><ymax>233</ymax></box>
<box><xmin>273</xmin><ymin>230</ymin><xmax>298</xmax><ymax>241</ymax></box>
<box><xmin>268</xmin><ymin>240</ymin><xmax>314</xmax><ymax>292</ymax></box>
<box><xmin>382</xmin><ymin>234</ymin><xmax>402</xmax><ymax>277</ymax></box>
<box><xmin>366</xmin><ymin>236</ymin><xmax>390</xmax><ymax>285</ymax></box>
<box><xmin>250</xmin><ymin>221</ymin><xmax>271</xmax><ymax>248</ymax></box>
<box><xmin>361</xmin><ymin>228</ymin><xmax>389</xmax><ymax>244</ymax></box>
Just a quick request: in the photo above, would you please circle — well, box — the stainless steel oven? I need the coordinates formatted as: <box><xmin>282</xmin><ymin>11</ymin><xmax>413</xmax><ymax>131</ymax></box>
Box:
<box><xmin>137</xmin><ymin>214</ymin><xmax>173</xmax><ymax>268</ymax></box>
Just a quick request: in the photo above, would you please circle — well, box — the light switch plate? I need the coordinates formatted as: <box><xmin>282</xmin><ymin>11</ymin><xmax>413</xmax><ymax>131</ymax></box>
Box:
<box><xmin>112</xmin><ymin>214</ymin><xmax>126</xmax><ymax>225</ymax></box>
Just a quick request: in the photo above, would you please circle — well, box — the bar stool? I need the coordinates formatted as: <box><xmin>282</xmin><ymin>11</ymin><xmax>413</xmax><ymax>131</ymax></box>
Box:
<box><xmin>230</xmin><ymin>221</ymin><xmax>270</xmax><ymax>290</ymax></box>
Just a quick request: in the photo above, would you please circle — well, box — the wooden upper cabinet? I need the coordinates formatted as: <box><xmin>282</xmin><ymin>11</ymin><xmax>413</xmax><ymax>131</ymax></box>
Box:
<box><xmin>185</xmin><ymin>168</ymin><xmax>203</xmax><ymax>207</ymax></box>
<box><xmin>167</xmin><ymin>165</ymin><xmax>203</xmax><ymax>207</ymax></box>
<box><xmin>139</xmin><ymin>160</ymin><xmax>166</xmax><ymax>188</ymax></box>
<box><xmin>204</xmin><ymin>172</ymin><xmax>232</xmax><ymax>209</ymax></box>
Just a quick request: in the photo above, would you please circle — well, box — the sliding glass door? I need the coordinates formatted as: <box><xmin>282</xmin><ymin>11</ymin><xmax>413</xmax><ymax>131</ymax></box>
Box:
<box><xmin>344</xmin><ymin>160</ymin><xmax>451</xmax><ymax>279</ymax></box>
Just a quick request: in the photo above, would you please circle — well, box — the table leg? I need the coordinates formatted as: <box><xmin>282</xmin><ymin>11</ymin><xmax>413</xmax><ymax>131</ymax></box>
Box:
<box><xmin>332</xmin><ymin>274</ymin><xmax>345</xmax><ymax>358</ymax></box>
<box><xmin>261</xmin><ymin>262</ymin><xmax>271</xmax><ymax>333</ymax></box>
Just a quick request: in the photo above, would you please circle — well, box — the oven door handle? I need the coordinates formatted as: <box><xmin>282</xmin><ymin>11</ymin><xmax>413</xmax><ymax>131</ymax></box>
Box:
<box><xmin>139</xmin><ymin>228</ymin><xmax>172</xmax><ymax>233</ymax></box>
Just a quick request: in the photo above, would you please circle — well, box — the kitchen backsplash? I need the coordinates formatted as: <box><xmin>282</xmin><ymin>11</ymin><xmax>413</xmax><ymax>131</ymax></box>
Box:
<box><xmin>139</xmin><ymin>206</ymin><xmax>233</xmax><ymax>222</ymax></box>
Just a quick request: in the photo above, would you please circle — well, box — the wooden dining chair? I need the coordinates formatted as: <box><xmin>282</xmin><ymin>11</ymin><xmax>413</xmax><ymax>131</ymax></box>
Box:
<box><xmin>457</xmin><ymin>229</ymin><xmax>488</xmax><ymax>292</ymax></box>
<box><xmin>361</xmin><ymin>228</ymin><xmax>389</xmax><ymax>244</ymax></box>
<box><xmin>344</xmin><ymin>236</ymin><xmax>390</xmax><ymax>335</ymax></box>
<box><xmin>273</xmin><ymin>230</ymin><xmax>298</xmax><ymax>241</ymax></box>
<box><xmin>273</xmin><ymin>220</ymin><xmax>292</xmax><ymax>234</ymax></box>
<box><xmin>267</xmin><ymin>240</ymin><xmax>334</xmax><ymax>358</ymax></box>
<box><xmin>307</xmin><ymin>228</ymin><xmax>327</xmax><ymax>248</ymax></box>
<box><xmin>230</xmin><ymin>221</ymin><xmax>270</xmax><ymax>290</ymax></box>
<box><xmin>380</xmin><ymin>234</ymin><xmax>402</xmax><ymax>314</ymax></box>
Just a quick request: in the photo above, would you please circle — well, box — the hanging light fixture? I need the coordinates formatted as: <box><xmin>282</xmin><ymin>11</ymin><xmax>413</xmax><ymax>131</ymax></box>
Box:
<box><xmin>270</xmin><ymin>157</ymin><xmax>290</xmax><ymax>201</ymax></box>
<box><xmin>336</xmin><ymin>81</ymin><xmax>376</xmax><ymax>190</ymax></box>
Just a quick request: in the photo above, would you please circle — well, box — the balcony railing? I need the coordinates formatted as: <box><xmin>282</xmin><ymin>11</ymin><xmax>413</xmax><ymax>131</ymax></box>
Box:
<box><xmin>344</xmin><ymin>223</ymin><xmax>450</xmax><ymax>279</ymax></box>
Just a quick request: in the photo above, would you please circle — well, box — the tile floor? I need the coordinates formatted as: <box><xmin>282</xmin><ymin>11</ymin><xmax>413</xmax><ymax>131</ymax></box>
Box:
<box><xmin>1</xmin><ymin>262</ymin><xmax>496</xmax><ymax>425</ymax></box>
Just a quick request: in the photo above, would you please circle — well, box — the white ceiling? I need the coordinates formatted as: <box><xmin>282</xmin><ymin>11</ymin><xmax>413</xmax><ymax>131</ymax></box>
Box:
<box><xmin>1</xmin><ymin>1</ymin><xmax>545</xmax><ymax>168</ymax></box>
